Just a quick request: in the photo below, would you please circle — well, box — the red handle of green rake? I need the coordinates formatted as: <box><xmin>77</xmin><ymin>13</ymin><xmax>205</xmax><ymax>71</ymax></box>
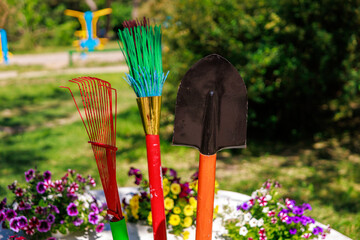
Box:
<box><xmin>196</xmin><ymin>153</ymin><xmax>217</xmax><ymax>240</ymax></box>
<box><xmin>146</xmin><ymin>134</ymin><xmax>167</xmax><ymax>240</ymax></box>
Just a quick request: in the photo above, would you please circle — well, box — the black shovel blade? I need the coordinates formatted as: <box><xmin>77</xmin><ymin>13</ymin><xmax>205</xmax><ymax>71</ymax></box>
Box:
<box><xmin>173</xmin><ymin>54</ymin><xmax>247</xmax><ymax>155</ymax></box>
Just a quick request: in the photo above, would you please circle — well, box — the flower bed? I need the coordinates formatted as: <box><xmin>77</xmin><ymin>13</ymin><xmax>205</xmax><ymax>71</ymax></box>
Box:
<box><xmin>0</xmin><ymin>169</ymin><xmax>107</xmax><ymax>240</ymax></box>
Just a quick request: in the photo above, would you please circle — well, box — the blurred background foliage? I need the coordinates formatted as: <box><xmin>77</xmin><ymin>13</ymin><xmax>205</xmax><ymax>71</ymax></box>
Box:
<box><xmin>142</xmin><ymin>0</ymin><xmax>360</xmax><ymax>140</ymax></box>
<box><xmin>2</xmin><ymin>0</ymin><xmax>360</xmax><ymax>140</ymax></box>
<box><xmin>3</xmin><ymin>0</ymin><xmax>132</xmax><ymax>50</ymax></box>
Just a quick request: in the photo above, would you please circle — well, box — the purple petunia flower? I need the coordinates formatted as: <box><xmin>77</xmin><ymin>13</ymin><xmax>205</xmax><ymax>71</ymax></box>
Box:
<box><xmin>241</xmin><ymin>202</ymin><xmax>251</xmax><ymax>211</ymax></box>
<box><xmin>286</xmin><ymin>216</ymin><xmax>293</xmax><ymax>225</ymax></box>
<box><xmin>35</xmin><ymin>206</ymin><xmax>46</xmax><ymax>215</ymax></box>
<box><xmin>96</xmin><ymin>223</ymin><xmax>105</xmax><ymax>233</ymax></box>
<box><xmin>88</xmin><ymin>212</ymin><xmax>99</xmax><ymax>225</ymax></box>
<box><xmin>17</xmin><ymin>216</ymin><xmax>28</xmax><ymax>228</ymax></box>
<box><xmin>128</xmin><ymin>167</ymin><xmax>140</xmax><ymax>176</ymax></box>
<box><xmin>289</xmin><ymin>228</ymin><xmax>297</xmax><ymax>235</ymax></box>
<box><xmin>8</xmin><ymin>181</ymin><xmax>17</xmax><ymax>191</ymax></box>
<box><xmin>36</xmin><ymin>182</ymin><xmax>46</xmax><ymax>194</ymax></box>
<box><xmin>313</xmin><ymin>226</ymin><xmax>323</xmax><ymax>235</ymax></box>
<box><xmin>25</xmin><ymin>169</ymin><xmax>35</xmax><ymax>182</ymax></box>
<box><xmin>5</xmin><ymin>209</ymin><xmax>17</xmax><ymax>220</ymax></box>
<box><xmin>191</xmin><ymin>171</ymin><xmax>199</xmax><ymax>180</ymax></box>
<box><xmin>9</xmin><ymin>218</ymin><xmax>19</xmax><ymax>232</ymax></box>
<box><xmin>0</xmin><ymin>211</ymin><xmax>5</xmax><ymax>222</ymax></box>
<box><xmin>66</xmin><ymin>203</ymin><xmax>78</xmax><ymax>217</ymax></box>
<box><xmin>37</xmin><ymin>220</ymin><xmax>51</xmax><ymax>232</ymax></box>
<box><xmin>90</xmin><ymin>203</ymin><xmax>99</xmax><ymax>214</ymax></box>
<box><xmin>47</xmin><ymin>238</ymin><xmax>57</xmax><ymax>240</ymax></box>
<box><xmin>47</xmin><ymin>214</ymin><xmax>55</xmax><ymax>224</ymax></box>
<box><xmin>18</xmin><ymin>201</ymin><xmax>31</xmax><ymax>211</ymax></box>
<box><xmin>49</xmin><ymin>204</ymin><xmax>60</xmax><ymax>214</ymax></box>
<box><xmin>293</xmin><ymin>216</ymin><xmax>301</xmax><ymax>224</ymax></box>
<box><xmin>293</xmin><ymin>206</ymin><xmax>304</xmax><ymax>215</ymax></box>
<box><xmin>43</xmin><ymin>170</ymin><xmax>52</xmax><ymax>181</ymax></box>
<box><xmin>302</xmin><ymin>203</ymin><xmax>312</xmax><ymax>211</ymax></box>
<box><xmin>73</xmin><ymin>218</ymin><xmax>84</xmax><ymax>226</ymax></box>
<box><xmin>169</xmin><ymin>168</ymin><xmax>177</xmax><ymax>177</ymax></box>
<box><xmin>278</xmin><ymin>209</ymin><xmax>289</xmax><ymax>216</ymax></box>
<box><xmin>134</xmin><ymin>175</ymin><xmax>143</xmax><ymax>185</ymax></box>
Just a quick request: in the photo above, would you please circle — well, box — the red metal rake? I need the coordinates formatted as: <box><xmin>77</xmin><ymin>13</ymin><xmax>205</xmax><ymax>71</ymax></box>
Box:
<box><xmin>61</xmin><ymin>76</ymin><xmax>129</xmax><ymax>239</ymax></box>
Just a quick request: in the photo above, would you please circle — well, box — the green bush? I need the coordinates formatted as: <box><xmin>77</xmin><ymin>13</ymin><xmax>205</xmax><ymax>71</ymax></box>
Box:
<box><xmin>148</xmin><ymin>0</ymin><xmax>360</xmax><ymax>138</ymax></box>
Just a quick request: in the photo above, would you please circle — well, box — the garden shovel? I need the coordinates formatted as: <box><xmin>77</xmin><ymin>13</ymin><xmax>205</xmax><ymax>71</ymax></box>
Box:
<box><xmin>173</xmin><ymin>54</ymin><xmax>247</xmax><ymax>240</ymax></box>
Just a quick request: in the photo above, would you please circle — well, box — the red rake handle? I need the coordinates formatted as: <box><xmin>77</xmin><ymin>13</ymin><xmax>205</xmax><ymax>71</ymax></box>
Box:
<box><xmin>196</xmin><ymin>153</ymin><xmax>217</xmax><ymax>240</ymax></box>
<box><xmin>146</xmin><ymin>134</ymin><xmax>167</xmax><ymax>240</ymax></box>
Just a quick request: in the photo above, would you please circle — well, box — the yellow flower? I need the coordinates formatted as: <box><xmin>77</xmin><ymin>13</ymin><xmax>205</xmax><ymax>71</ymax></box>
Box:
<box><xmin>173</xmin><ymin>206</ymin><xmax>181</xmax><ymax>214</ymax></box>
<box><xmin>170</xmin><ymin>183</ymin><xmax>181</xmax><ymax>195</ymax></box>
<box><xmin>190</xmin><ymin>180</ymin><xmax>198</xmax><ymax>191</ymax></box>
<box><xmin>164</xmin><ymin>185</ymin><xmax>170</xmax><ymax>196</ymax></box>
<box><xmin>129</xmin><ymin>195</ymin><xmax>140</xmax><ymax>207</ymax></box>
<box><xmin>215</xmin><ymin>180</ymin><xmax>219</xmax><ymax>194</ymax></box>
<box><xmin>163</xmin><ymin>178</ymin><xmax>169</xmax><ymax>186</ymax></box>
<box><xmin>189</xmin><ymin>197</ymin><xmax>197</xmax><ymax>208</ymax></box>
<box><xmin>168</xmin><ymin>214</ymin><xmax>181</xmax><ymax>226</ymax></box>
<box><xmin>148</xmin><ymin>212</ymin><xmax>152</xmax><ymax>225</ymax></box>
<box><xmin>183</xmin><ymin>230</ymin><xmax>190</xmax><ymax>240</ymax></box>
<box><xmin>182</xmin><ymin>216</ymin><xmax>192</xmax><ymax>228</ymax></box>
<box><xmin>164</xmin><ymin>197</ymin><xmax>174</xmax><ymax>210</ymax></box>
<box><xmin>131</xmin><ymin>207</ymin><xmax>139</xmax><ymax>219</ymax></box>
<box><xmin>213</xmin><ymin>205</ymin><xmax>219</xmax><ymax>219</ymax></box>
<box><xmin>183</xmin><ymin>205</ymin><xmax>194</xmax><ymax>216</ymax></box>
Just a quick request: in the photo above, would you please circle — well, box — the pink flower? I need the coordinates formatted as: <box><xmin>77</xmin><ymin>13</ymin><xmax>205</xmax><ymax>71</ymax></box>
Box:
<box><xmin>96</xmin><ymin>223</ymin><xmax>105</xmax><ymax>233</ymax></box>
<box><xmin>271</xmin><ymin>217</ymin><xmax>277</xmax><ymax>224</ymax></box>
<box><xmin>258</xmin><ymin>228</ymin><xmax>266</xmax><ymax>236</ymax></box>
<box><xmin>15</xmin><ymin>188</ymin><xmax>24</xmax><ymax>197</ymax></box>
<box><xmin>44</xmin><ymin>180</ymin><xmax>54</xmax><ymax>189</ymax></box>
<box><xmin>267</xmin><ymin>210</ymin><xmax>276</xmax><ymax>217</ymax></box>
<box><xmin>302</xmin><ymin>233</ymin><xmax>312</xmax><ymax>238</ymax></box>
<box><xmin>23</xmin><ymin>226</ymin><xmax>35</xmax><ymax>235</ymax></box>
<box><xmin>280</xmin><ymin>213</ymin><xmax>289</xmax><ymax>222</ymax></box>
<box><xmin>28</xmin><ymin>217</ymin><xmax>39</xmax><ymax>228</ymax></box>
<box><xmin>285</xmin><ymin>198</ymin><xmax>295</xmax><ymax>209</ymax></box>
<box><xmin>89</xmin><ymin>178</ymin><xmax>96</xmax><ymax>187</ymax></box>
<box><xmin>67</xmin><ymin>182</ymin><xmax>79</xmax><ymax>194</ymax></box>
<box><xmin>248</xmin><ymin>199</ymin><xmax>254</xmax><ymax>206</ymax></box>
<box><xmin>258</xmin><ymin>196</ymin><xmax>267</xmax><ymax>206</ymax></box>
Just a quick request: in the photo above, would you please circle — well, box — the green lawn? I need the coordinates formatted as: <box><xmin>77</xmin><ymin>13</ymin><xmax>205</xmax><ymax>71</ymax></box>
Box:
<box><xmin>0</xmin><ymin>71</ymin><xmax>359</xmax><ymax>239</ymax></box>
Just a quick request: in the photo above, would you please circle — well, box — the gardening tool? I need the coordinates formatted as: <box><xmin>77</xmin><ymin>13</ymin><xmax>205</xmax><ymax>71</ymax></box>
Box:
<box><xmin>173</xmin><ymin>54</ymin><xmax>247</xmax><ymax>240</ymax></box>
<box><xmin>60</xmin><ymin>77</ymin><xmax>129</xmax><ymax>240</ymax></box>
<box><xmin>118</xmin><ymin>17</ymin><xmax>168</xmax><ymax>240</ymax></box>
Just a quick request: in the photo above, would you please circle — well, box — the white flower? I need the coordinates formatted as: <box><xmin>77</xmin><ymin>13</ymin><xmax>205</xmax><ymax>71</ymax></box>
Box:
<box><xmin>265</xmin><ymin>194</ymin><xmax>272</xmax><ymax>201</ymax></box>
<box><xmin>235</xmin><ymin>220</ymin><xmax>245</xmax><ymax>227</ymax></box>
<box><xmin>249</xmin><ymin>218</ymin><xmax>258</xmax><ymax>227</ymax></box>
<box><xmin>308</xmin><ymin>223</ymin><xmax>316</xmax><ymax>232</ymax></box>
<box><xmin>257</xmin><ymin>218</ymin><xmax>264</xmax><ymax>227</ymax></box>
<box><xmin>251</xmin><ymin>190</ymin><xmax>258</xmax><ymax>198</ymax></box>
<box><xmin>239</xmin><ymin>226</ymin><xmax>248</xmax><ymax>236</ymax></box>
<box><xmin>262</xmin><ymin>207</ymin><xmax>269</xmax><ymax>213</ymax></box>
<box><xmin>244</xmin><ymin>212</ymin><xmax>252</xmax><ymax>222</ymax></box>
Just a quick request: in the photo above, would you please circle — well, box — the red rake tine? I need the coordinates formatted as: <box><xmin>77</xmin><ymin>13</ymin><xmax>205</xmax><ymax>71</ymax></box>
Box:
<box><xmin>61</xmin><ymin>77</ymin><xmax>129</xmax><ymax>239</ymax></box>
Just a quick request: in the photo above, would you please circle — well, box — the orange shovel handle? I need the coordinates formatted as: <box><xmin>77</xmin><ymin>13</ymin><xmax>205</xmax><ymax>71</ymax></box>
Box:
<box><xmin>196</xmin><ymin>153</ymin><xmax>217</xmax><ymax>240</ymax></box>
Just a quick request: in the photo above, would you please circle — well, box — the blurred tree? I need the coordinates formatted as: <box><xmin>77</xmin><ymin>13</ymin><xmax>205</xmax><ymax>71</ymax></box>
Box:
<box><xmin>144</xmin><ymin>0</ymin><xmax>360</xmax><ymax>139</ymax></box>
<box><xmin>0</xmin><ymin>0</ymin><xmax>9</xmax><ymax>28</ymax></box>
